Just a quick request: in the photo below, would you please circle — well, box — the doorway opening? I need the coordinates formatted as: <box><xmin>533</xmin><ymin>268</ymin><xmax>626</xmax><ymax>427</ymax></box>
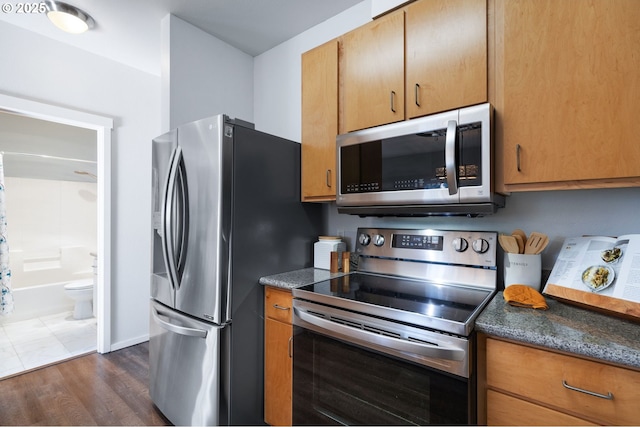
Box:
<box><xmin>0</xmin><ymin>93</ymin><xmax>112</xmax><ymax>374</ymax></box>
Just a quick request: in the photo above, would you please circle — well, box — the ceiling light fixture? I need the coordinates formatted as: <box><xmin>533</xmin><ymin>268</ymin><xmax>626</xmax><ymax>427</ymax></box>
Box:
<box><xmin>44</xmin><ymin>0</ymin><xmax>95</xmax><ymax>34</ymax></box>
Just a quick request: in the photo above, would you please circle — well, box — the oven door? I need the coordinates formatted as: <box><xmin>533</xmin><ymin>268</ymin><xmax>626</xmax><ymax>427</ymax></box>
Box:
<box><xmin>292</xmin><ymin>300</ymin><xmax>475</xmax><ymax>426</ymax></box>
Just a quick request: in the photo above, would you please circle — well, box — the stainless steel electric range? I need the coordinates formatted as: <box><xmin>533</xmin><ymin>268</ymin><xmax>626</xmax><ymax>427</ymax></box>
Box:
<box><xmin>292</xmin><ymin>227</ymin><xmax>498</xmax><ymax>426</ymax></box>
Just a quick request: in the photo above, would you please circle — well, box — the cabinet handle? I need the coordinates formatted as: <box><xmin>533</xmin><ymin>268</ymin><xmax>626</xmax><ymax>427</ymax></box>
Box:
<box><xmin>516</xmin><ymin>144</ymin><xmax>522</xmax><ymax>172</ymax></box>
<box><xmin>288</xmin><ymin>336</ymin><xmax>293</xmax><ymax>358</ymax></box>
<box><xmin>326</xmin><ymin>169</ymin><xmax>332</xmax><ymax>188</ymax></box>
<box><xmin>415</xmin><ymin>83</ymin><xmax>420</xmax><ymax>107</ymax></box>
<box><xmin>562</xmin><ymin>380</ymin><xmax>614</xmax><ymax>400</ymax></box>
<box><xmin>390</xmin><ymin>91</ymin><xmax>396</xmax><ymax>113</ymax></box>
<box><xmin>273</xmin><ymin>304</ymin><xmax>290</xmax><ymax>311</ymax></box>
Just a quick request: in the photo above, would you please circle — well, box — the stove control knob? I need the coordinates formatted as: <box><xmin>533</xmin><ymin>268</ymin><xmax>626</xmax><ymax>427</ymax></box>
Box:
<box><xmin>358</xmin><ymin>233</ymin><xmax>371</xmax><ymax>246</ymax></box>
<box><xmin>372</xmin><ymin>234</ymin><xmax>385</xmax><ymax>247</ymax></box>
<box><xmin>452</xmin><ymin>237</ymin><xmax>468</xmax><ymax>252</ymax></box>
<box><xmin>472</xmin><ymin>238</ymin><xmax>490</xmax><ymax>254</ymax></box>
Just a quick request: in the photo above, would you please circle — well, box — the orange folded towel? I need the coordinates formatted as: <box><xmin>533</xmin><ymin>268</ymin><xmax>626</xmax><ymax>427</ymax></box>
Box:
<box><xmin>503</xmin><ymin>285</ymin><xmax>548</xmax><ymax>310</ymax></box>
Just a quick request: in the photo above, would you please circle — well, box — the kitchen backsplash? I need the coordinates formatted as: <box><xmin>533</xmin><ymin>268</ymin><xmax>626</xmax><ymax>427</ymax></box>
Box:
<box><xmin>326</xmin><ymin>187</ymin><xmax>640</xmax><ymax>273</ymax></box>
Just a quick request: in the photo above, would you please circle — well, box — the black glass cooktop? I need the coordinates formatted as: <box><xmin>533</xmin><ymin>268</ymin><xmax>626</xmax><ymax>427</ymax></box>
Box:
<box><xmin>295</xmin><ymin>273</ymin><xmax>492</xmax><ymax>326</ymax></box>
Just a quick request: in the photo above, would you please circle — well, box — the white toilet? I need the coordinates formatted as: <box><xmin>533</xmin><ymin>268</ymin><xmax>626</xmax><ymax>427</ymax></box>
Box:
<box><xmin>64</xmin><ymin>278</ymin><xmax>95</xmax><ymax>320</ymax></box>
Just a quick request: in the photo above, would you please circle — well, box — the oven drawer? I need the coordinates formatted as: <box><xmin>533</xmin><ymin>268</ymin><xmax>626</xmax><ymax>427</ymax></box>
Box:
<box><xmin>265</xmin><ymin>287</ymin><xmax>293</xmax><ymax>324</ymax></box>
<box><xmin>486</xmin><ymin>338</ymin><xmax>640</xmax><ymax>425</ymax></box>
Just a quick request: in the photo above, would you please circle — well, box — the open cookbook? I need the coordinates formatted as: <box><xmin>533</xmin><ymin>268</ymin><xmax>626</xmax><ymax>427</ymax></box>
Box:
<box><xmin>543</xmin><ymin>235</ymin><xmax>640</xmax><ymax>320</ymax></box>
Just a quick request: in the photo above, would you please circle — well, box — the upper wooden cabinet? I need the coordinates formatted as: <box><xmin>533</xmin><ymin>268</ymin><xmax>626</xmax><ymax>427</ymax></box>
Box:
<box><xmin>340</xmin><ymin>0</ymin><xmax>487</xmax><ymax>133</ymax></box>
<box><xmin>405</xmin><ymin>0</ymin><xmax>487</xmax><ymax>119</ymax></box>
<box><xmin>341</xmin><ymin>9</ymin><xmax>405</xmax><ymax>133</ymax></box>
<box><xmin>301</xmin><ymin>39</ymin><xmax>339</xmax><ymax>202</ymax></box>
<box><xmin>494</xmin><ymin>0</ymin><xmax>640</xmax><ymax>190</ymax></box>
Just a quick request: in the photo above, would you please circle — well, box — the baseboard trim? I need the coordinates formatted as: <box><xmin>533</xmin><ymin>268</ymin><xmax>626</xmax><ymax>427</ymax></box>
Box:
<box><xmin>108</xmin><ymin>334</ymin><xmax>149</xmax><ymax>353</ymax></box>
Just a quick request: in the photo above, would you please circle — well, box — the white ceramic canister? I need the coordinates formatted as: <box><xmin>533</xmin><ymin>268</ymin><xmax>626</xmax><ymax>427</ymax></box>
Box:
<box><xmin>504</xmin><ymin>253</ymin><xmax>542</xmax><ymax>291</ymax></box>
<box><xmin>314</xmin><ymin>236</ymin><xmax>346</xmax><ymax>270</ymax></box>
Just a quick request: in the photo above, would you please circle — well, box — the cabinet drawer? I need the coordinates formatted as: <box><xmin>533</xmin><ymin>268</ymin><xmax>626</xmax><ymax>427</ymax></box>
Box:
<box><xmin>265</xmin><ymin>287</ymin><xmax>293</xmax><ymax>324</ymax></box>
<box><xmin>487</xmin><ymin>389</ymin><xmax>595</xmax><ymax>426</ymax></box>
<box><xmin>486</xmin><ymin>338</ymin><xmax>640</xmax><ymax>425</ymax></box>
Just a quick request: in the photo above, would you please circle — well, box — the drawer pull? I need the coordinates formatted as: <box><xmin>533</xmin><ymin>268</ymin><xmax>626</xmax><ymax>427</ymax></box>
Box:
<box><xmin>273</xmin><ymin>304</ymin><xmax>291</xmax><ymax>311</ymax></box>
<box><xmin>562</xmin><ymin>380</ymin><xmax>614</xmax><ymax>400</ymax></box>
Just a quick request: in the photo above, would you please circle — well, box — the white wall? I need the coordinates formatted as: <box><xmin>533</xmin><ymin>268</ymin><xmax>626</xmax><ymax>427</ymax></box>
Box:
<box><xmin>254</xmin><ymin>1</ymin><xmax>372</xmax><ymax>139</ymax></box>
<box><xmin>253</xmin><ymin>0</ymin><xmax>640</xmax><ymax>278</ymax></box>
<box><xmin>5</xmin><ymin>178</ymin><xmax>96</xmax><ymax>289</ymax></box>
<box><xmin>0</xmin><ymin>22</ymin><xmax>160</xmax><ymax>349</ymax></box>
<box><xmin>163</xmin><ymin>15</ymin><xmax>254</xmax><ymax>131</ymax></box>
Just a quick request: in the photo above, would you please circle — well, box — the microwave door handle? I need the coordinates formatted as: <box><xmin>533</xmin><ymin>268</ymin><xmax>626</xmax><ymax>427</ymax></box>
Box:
<box><xmin>445</xmin><ymin>120</ymin><xmax>459</xmax><ymax>196</ymax></box>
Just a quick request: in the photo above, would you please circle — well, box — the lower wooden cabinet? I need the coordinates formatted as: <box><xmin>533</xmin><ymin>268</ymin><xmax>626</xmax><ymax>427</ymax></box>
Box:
<box><xmin>481</xmin><ymin>336</ymin><xmax>640</xmax><ymax>426</ymax></box>
<box><xmin>264</xmin><ymin>287</ymin><xmax>293</xmax><ymax>426</ymax></box>
<box><xmin>487</xmin><ymin>389</ymin><xmax>595</xmax><ymax>426</ymax></box>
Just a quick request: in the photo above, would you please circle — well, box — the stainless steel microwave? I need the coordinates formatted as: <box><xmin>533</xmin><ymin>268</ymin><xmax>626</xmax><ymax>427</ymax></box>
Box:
<box><xmin>336</xmin><ymin>103</ymin><xmax>505</xmax><ymax>216</ymax></box>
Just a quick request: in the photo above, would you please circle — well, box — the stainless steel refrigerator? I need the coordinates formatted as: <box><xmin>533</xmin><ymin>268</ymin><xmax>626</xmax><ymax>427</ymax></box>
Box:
<box><xmin>149</xmin><ymin>114</ymin><xmax>322</xmax><ymax>426</ymax></box>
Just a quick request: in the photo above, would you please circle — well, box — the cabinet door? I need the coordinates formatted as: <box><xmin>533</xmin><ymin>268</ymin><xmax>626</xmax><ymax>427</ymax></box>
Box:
<box><xmin>341</xmin><ymin>10</ymin><xmax>404</xmax><ymax>132</ymax></box>
<box><xmin>406</xmin><ymin>0</ymin><xmax>487</xmax><ymax>119</ymax></box>
<box><xmin>301</xmin><ymin>39</ymin><xmax>338</xmax><ymax>201</ymax></box>
<box><xmin>487</xmin><ymin>390</ymin><xmax>596</xmax><ymax>426</ymax></box>
<box><xmin>497</xmin><ymin>0</ymin><xmax>640</xmax><ymax>187</ymax></box>
<box><xmin>265</xmin><ymin>286</ymin><xmax>293</xmax><ymax>323</ymax></box>
<box><xmin>264</xmin><ymin>317</ymin><xmax>292</xmax><ymax>426</ymax></box>
<box><xmin>486</xmin><ymin>338</ymin><xmax>640</xmax><ymax>425</ymax></box>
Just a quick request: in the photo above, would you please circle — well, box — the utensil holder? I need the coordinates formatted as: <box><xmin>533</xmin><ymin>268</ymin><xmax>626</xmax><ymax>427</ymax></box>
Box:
<box><xmin>504</xmin><ymin>253</ymin><xmax>542</xmax><ymax>291</ymax></box>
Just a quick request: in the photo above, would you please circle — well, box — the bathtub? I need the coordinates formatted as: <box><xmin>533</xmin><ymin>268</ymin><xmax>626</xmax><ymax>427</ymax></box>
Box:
<box><xmin>2</xmin><ymin>281</ymin><xmax>75</xmax><ymax>323</ymax></box>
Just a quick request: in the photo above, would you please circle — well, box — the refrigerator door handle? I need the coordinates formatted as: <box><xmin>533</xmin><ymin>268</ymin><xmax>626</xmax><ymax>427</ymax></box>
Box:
<box><xmin>174</xmin><ymin>154</ymin><xmax>189</xmax><ymax>287</ymax></box>
<box><xmin>152</xmin><ymin>308</ymin><xmax>208</xmax><ymax>338</ymax></box>
<box><xmin>163</xmin><ymin>146</ymin><xmax>182</xmax><ymax>290</ymax></box>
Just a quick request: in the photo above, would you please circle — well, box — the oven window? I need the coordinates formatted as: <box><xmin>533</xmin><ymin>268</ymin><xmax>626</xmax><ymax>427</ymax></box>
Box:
<box><xmin>293</xmin><ymin>328</ymin><xmax>472</xmax><ymax>426</ymax></box>
<box><xmin>340</xmin><ymin>122</ymin><xmax>483</xmax><ymax>195</ymax></box>
<box><xmin>458</xmin><ymin>123</ymin><xmax>482</xmax><ymax>187</ymax></box>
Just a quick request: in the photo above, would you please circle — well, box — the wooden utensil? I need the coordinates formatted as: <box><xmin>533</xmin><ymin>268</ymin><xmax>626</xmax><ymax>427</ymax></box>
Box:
<box><xmin>533</xmin><ymin>233</ymin><xmax>549</xmax><ymax>254</ymax></box>
<box><xmin>525</xmin><ymin>232</ymin><xmax>548</xmax><ymax>254</ymax></box>
<box><xmin>499</xmin><ymin>234</ymin><xmax>521</xmax><ymax>254</ymax></box>
<box><xmin>512</xmin><ymin>229</ymin><xmax>528</xmax><ymax>247</ymax></box>
<box><xmin>512</xmin><ymin>233</ymin><xmax>525</xmax><ymax>254</ymax></box>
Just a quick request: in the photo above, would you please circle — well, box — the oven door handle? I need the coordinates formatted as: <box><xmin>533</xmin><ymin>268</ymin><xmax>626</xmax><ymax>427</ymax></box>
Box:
<box><xmin>295</xmin><ymin>308</ymin><xmax>465</xmax><ymax>361</ymax></box>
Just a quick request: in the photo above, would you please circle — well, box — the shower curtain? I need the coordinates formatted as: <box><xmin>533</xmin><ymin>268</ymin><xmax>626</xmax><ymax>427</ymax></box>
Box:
<box><xmin>0</xmin><ymin>153</ymin><xmax>14</xmax><ymax>316</ymax></box>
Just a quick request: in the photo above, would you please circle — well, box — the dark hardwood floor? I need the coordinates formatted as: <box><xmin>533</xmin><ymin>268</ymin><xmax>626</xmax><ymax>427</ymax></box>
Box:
<box><xmin>0</xmin><ymin>341</ymin><xmax>171</xmax><ymax>426</ymax></box>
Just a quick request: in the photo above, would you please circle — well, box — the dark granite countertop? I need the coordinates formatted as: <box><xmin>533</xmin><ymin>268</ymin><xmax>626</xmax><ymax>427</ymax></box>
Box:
<box><xmin>261</xmin><ymin>269</ymin><xmax>640</xmax><ymax>370</ymax></box>
<box><xmin>476</xmin><ymin>292</ymin><xmax>640</xmax><ymax>370</ymax></box>
<box><xmin>259</xmin><ymin>267</ymin><xmax>348</xmax><ymax>290</ymax></box>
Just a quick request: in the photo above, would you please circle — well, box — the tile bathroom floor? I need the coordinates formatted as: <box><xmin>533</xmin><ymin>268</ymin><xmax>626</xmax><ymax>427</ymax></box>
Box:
<box><xmin>0</xmin><ymin>311</ymin><xmax>97</xmax><ymax>379</ymax></box>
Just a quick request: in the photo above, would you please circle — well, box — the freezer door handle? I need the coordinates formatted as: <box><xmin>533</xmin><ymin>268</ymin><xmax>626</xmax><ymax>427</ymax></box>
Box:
<box><xmin>152</xmin><ymin>308</ymin><xmax>208</xmax><ymax>338</ymax></box>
